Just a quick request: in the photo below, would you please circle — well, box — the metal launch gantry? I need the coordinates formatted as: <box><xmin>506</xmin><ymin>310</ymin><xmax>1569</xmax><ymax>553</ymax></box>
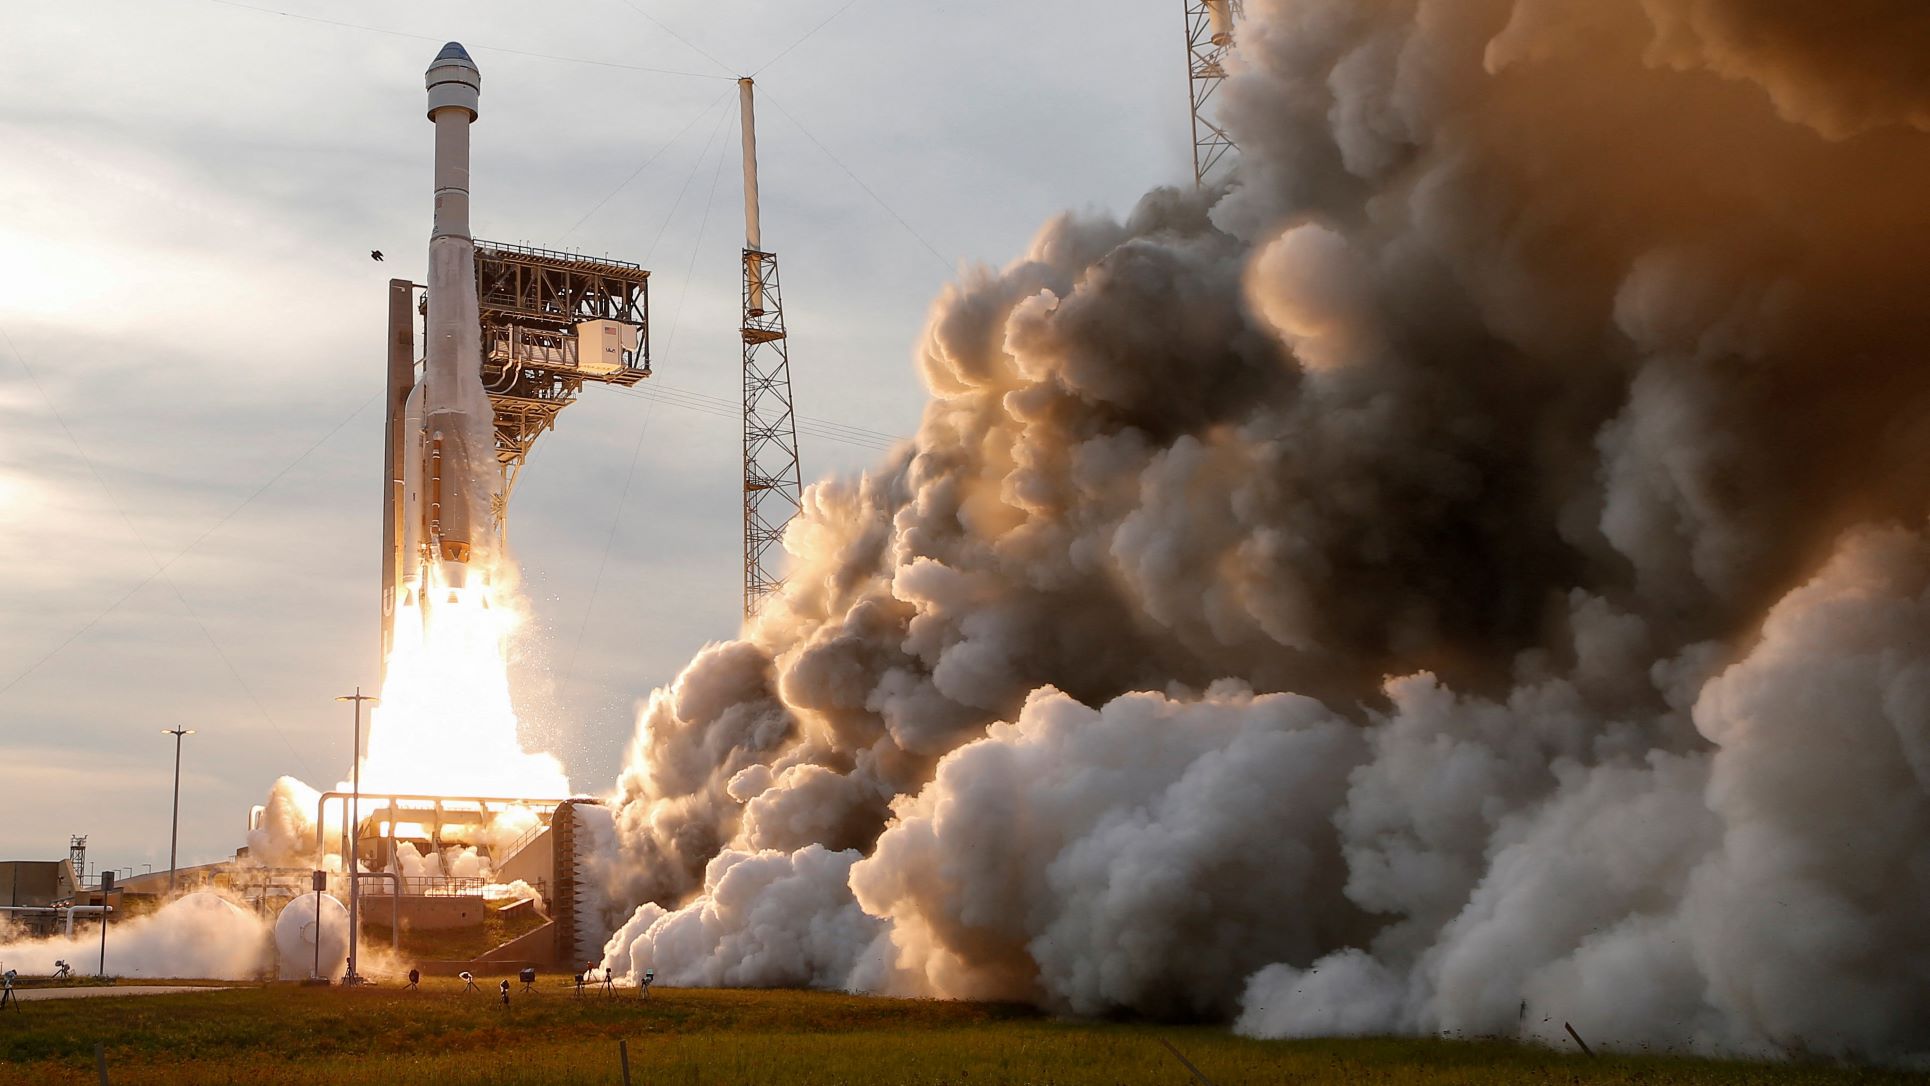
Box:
<box><xmin>738</xmin><ymin>78</ymin><xmax>804</xmax><ymax>618</ymax></box>
<box><xmin>383</xmin><ymin>251</ymin><xmax>650</xmax><ymax>644</ymax></box>
<box><xmin>474</xmin><ymin>242</ymin><xmax>652</xmax><ymax>503</ymax></box>
<box><xmin>1184</xmin><ymin>0</ymin><xmax>1242</xmax><ymax>186</ymax></box>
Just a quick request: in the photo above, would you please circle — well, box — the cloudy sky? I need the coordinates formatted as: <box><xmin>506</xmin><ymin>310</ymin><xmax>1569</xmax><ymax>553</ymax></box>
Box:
<box><xmin>0</xmin><ymin>0</ymin><xmax>1193</xmax><ymax>875</ymax></box>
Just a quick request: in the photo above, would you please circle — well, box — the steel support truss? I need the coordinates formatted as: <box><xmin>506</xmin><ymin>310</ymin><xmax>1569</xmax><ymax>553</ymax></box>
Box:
<box><xmin>1184</xmin><ymin>0</ymin><xmax>1242</xmax><ymax>187</ymax></box>
<box><xmin>742</xmin><ymin>249</ymin><xmax>802</xmax><ymax>618</ymax></box>
<box><xmin>472</xmin><ymin>241</ymin><xmax>652</xmax><ymax>505</ymax></box>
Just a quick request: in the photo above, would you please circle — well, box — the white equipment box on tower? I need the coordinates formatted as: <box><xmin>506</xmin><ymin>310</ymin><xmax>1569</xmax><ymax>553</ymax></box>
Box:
<box><xmin>575</xmin><ymin>319</ymin><xmax>640</xmax><ymax>376</ymax></box>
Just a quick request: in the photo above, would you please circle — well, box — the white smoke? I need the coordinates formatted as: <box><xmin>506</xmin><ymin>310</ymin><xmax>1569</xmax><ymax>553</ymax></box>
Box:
<box><xmin>849</xmin><ymin>686</ymin><xmax>1365</xmax><ymax>1015</ymax></box>
<box><xmin>0</xmin><ymin>892</ymin><xmax>269</xmax><ymax>980</ymax></box>
<box><xmin>482</xmin><ymin>879</ymin><xmax>545</xmax><ymax>913</ymax></box>
<box><xmin>574</xmin><ymin>0</ymin><xmax>1930</xmax><ymax>1060</ymax></box>
<box><xmin>602</xmin><ymin>845</ymin><xmax>882</xmax><ymax>990</ymax></box>
<box><xmin>246</xmin><ymin>775</ymin><xmax>325</xmax><ymax>869</ymax></box>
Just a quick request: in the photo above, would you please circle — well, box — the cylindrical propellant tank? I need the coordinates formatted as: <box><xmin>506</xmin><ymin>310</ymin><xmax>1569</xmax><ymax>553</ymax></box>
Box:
<box><xmin>274</xmin><ymin>891</ymin><xmax>348</xmax><ymax>981</ymax></box>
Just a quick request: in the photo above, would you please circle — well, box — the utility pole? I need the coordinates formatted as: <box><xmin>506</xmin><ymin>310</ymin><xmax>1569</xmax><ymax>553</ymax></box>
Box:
<box><xmin>737</xmin><ymin>77</ymin><xmax>805</xmax><ymax>619</ymax></box>
<box><xmin>161</xmin><ymin>726</ymin><xmax>195</xmax><ymax>896</ymax></box>
<box><xmin>310</xmin><ymin>869</ymin><xmax>327</xmax><ymax>983</ymax></box>
<box><xmin>1184</xmin><ymin>0</ymin><xmax>1241</xmax><ymax>186</ymax></box>
<box><xmin>334</xmin><ymin>689</ymin><xmax>378</xmax><ymax>985</ymax></box>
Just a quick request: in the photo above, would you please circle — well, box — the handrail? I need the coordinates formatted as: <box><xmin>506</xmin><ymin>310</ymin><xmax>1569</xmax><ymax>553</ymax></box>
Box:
<box><xmin>475</xmin><ymin>238</ymin><xmax>645</xmax><ymax>272</ymax></box>
<box><xmin>499</xmin><ymin>821</ymin><xmax>550</xmax><ymax>865</ymax></box>
<box><xmin>314</xmin><ymin>792</ymin><xmax>575</xmax><ymax>855</ymax></box>
<box><xmin>361</xmin><ymin>875</ymin><xmax>485</xmax><ymax>897</ymax></box>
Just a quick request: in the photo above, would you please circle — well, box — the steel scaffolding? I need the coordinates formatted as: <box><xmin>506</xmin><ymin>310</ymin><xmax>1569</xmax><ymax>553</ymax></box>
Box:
<box><xmin>1184</xmin><ymin>0</ymin><xmax>1242</xmax><ymax>187</ymax></box>
<box><xmin>473</xmin><ymin>242</ymin><xmax>652</xmax><ymax>503</ymax></box>
<box><xmin>738</xmin><ymin>78</ymin><xmax>803</xmax><ymax>618</ymax></box>
<box><xmin>741</xmin><ymin>248</ymin><xmax>802</xmax><ymax>617</ymax></box>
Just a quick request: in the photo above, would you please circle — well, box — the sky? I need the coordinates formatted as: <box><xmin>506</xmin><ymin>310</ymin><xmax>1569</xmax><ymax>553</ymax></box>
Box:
<box><xmin>0</xmin><ymin>0</ymin><xmax>1194</xmax><ymax>876</ymax></box>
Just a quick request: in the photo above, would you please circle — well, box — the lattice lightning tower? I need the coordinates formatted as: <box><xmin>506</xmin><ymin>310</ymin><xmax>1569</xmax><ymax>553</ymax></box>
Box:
<box><xmin>737</xmin><ymin>78</ymin><xmax>804</xmax><ymax>618</ymax></box>
<box><xmin>1184</xmin><ymin>0</ymin><xmax>1242</xmax><ymax>186</ymax></box>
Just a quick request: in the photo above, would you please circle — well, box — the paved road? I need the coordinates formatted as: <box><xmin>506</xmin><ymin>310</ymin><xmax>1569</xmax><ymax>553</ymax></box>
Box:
<box><xmin>11</xmin><ymin>985</ymin><xmax>231</xmax><ymax>1002</ymax></box>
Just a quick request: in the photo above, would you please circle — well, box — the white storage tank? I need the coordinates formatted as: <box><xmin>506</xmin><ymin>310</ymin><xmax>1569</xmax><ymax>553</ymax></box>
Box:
<box><xmin>274</xmin><ymin>891</ymin><xmax>349</xmax><ymax>981</ymax></box>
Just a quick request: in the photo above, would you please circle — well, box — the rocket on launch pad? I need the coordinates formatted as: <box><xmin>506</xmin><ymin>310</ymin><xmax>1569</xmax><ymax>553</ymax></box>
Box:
<box><xmin>390</xmin><ymin>42</ymin><xmax>493</xmax><ymax>620</ymax></box>
<box><xmin>378</xmin><ymin>43</ymin><xmax>653</xmax><ymax>662</ymax></box>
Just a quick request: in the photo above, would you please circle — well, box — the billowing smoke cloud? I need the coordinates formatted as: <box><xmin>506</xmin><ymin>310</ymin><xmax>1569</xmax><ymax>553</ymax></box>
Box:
<box><xmin>0</xmin><ymin>893</ymin><xmax>269</xmax><ymax>979</ymax></box>
<box><xmin>595</xmin><ymin>0</ymin><xmax>1930</xmax><ymax>1060</ymax></box>
<box><xmin>247</xmin><ymin>775</ymin><xmax>326</xmax><ymax>869</ymax></box>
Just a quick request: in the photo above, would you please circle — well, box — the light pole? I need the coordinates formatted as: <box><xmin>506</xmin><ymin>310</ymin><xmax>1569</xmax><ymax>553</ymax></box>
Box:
<box><xmin>97</xmin><ymin>871</ymin><xmax>115</xmax><ymax>977</ymax></box>
<box><xmin>309</xmin><ymin>869</ymin><xmax>327</xmax><ymax>983</ymax></box>
<box><xmin>335</xmin><ymin>689</ymin><xmax>378</xmax><ymax>985</ymax></box>
<box><xmin>161</xmin><ymin>727</ymin><xmax>195</xmax><ymax>896</ymax></box>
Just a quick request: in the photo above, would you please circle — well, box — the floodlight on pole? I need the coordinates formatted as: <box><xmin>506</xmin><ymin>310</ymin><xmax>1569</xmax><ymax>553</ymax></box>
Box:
<box><xmin>335</xmin><ymin>689</ymin><xmax>378</xmax><ymax>985</ymax></box>
<box><xmin>161</xmin><ymin>726</ymin><xmax>195</xmax><ymax>896</ymax></box>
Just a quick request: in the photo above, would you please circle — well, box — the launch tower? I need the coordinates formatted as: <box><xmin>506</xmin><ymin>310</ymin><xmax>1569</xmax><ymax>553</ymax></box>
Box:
<box><xmin>381</xmin><ymin>45</ymin><xmax>653</xmax><ymax>658</ymax></box>
<box><xmin>737</xmin><ymin>78</ymin><xmax>805</xmax><ymax>618</ymax></box>
<box><xmin>1184</xmin><ymin>0</ymin><xmax>1241</xmax><ymax>186</ymax></box>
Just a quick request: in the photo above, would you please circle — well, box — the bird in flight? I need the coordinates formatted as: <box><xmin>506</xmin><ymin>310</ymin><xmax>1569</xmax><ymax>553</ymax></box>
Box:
<box><xmin>371</xmin><ymin>250</ymin><xmax>385</xmax><ymax>262</ymax></box>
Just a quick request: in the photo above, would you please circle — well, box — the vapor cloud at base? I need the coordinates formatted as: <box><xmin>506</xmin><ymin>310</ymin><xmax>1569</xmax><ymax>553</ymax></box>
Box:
<box><xmin>588</xmin><ymin>0</ymin><xmax>1930</xmax><ymax>1060</ymax></box>
<box><xmin>0</xmin><ymin>892</ymin><xmax>268</xmax><ymax>980</ymax></box>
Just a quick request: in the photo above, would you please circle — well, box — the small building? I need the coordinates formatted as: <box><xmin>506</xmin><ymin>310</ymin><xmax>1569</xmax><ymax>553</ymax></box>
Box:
<box><xmin>0</xmin><ymin>858</ymin><xmax>81</xmax><ymax>908</ymax></box>
<box><xmin>0</xmin><ymin>858</ymin><xmax>91</xmax><ymax>937</ymax></box>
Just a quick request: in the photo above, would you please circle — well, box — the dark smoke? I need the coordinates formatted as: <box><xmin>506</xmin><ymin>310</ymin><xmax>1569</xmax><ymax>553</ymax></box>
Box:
<box><xmin>596</xmin><ymin>0</ymin><xmax>1930</xmax><ymax>1059</ymax></box>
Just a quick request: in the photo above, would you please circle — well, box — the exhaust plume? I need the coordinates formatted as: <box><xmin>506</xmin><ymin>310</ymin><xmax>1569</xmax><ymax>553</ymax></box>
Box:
<box><xmin>581</xmin><ymin>0</ymin><xmax>1930</xmax><ymax>1059</ymax></box>
<box><xmin>0</xmin><ymin>893</ymin><xmax>269</xmax><ymax>980</ymax></box>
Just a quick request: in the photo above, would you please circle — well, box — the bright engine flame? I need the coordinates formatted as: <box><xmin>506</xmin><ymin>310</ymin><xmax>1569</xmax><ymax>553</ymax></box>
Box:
<box><xmin>357</xmin><ymin>562</ymin><xmax>571</xmax><ymax>798</ymax></box>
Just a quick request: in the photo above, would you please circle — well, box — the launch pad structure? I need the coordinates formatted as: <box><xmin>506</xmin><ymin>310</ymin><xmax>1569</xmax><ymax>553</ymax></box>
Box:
<box><xmin>1184</xmin><ymin>0</ymin><xmax>1242</xmax><ymax>187</ymax></box>
<box><xmin>380</xmin><ymin>249</ymin><xmax>653</xmax><ymax>653</ymax></box>
<box><xmin>737</xmin><ymin>78</ymin><xmax>805</xmax><ymax>619</ymax></box>
<box><xmin>379</xmin><ymin>42</ymin><xmax>656</xmax><ymax>659</ymax></box>
<box><xmin>352</xmin><ymin>43</ymin><xmax>814</xmax><ymax>978</ymax></box>
<box><xmin>354</xmin><ymin>43</ymin><xmax>655</xmax><ymax>973</ymax></box>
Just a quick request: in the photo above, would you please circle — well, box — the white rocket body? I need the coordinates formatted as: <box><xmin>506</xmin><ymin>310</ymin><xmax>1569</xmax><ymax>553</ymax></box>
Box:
<box><xmin>406</xmin><ymin>42</ymin><xmax>491</xmax><ymax>600</ymax></box>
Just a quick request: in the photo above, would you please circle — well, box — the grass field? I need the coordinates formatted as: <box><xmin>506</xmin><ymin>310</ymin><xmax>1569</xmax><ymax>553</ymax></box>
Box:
<box><xmin>2</xmin><ymin>981</ymin><xmax>1925</xmax><ymax>1085</ymax></box>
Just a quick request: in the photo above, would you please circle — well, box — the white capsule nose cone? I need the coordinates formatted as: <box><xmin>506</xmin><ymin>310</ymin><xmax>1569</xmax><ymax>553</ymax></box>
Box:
<box><xmin>426</xmin><ymin>41</ymin><xmax>481</xmax><ymax>120</ymax></box>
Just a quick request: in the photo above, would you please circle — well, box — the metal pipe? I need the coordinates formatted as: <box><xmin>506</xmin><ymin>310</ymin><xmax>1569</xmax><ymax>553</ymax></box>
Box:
<box><xmin>312</xmin><ymin>875</ymin><xmax>323</xmax><ymax>980</ymax></box>
<box><xmin>348</xmin><ymin>871</ymin><xmax>402</xmax><ymax>954</ymax></box>
<box><xmin>335</xmin><ymin>690</ymin><xmax>378</xmax><ymax>984</ymax></box>
<box><xmin>739</xmin><ymin>77</ymin><xmax>762</xmax><ymax>253</ymax></box>
<box><xmin>388</xmin><ymin>824</ymin><xmax>400</xmax><ymax>953</ymax></box>
<box><xmin>1206</xmin><ymin>0</ymin><xmax>1233</xmax><ymax>46</ymax></box>
<box><xmin>313</xmin><ymin>792</ymin><xmax>573</xmax><ymax>856</ymax></box>
<box><xmin>739</xmin><ymin>77</ymin><xmax>766</xmax><ymax>316</ymax></box>
<box><xmin>0</xmin><ymin>905</ymin><xmax>111</xmax><ymax>939</ymax></box>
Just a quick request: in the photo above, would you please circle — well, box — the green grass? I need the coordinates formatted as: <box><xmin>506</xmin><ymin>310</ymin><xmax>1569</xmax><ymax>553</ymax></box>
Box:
<box><xmin>1</xmin><ymin>982</ymin><xmax>1924</xmax><ymax>1085</ymax></box>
